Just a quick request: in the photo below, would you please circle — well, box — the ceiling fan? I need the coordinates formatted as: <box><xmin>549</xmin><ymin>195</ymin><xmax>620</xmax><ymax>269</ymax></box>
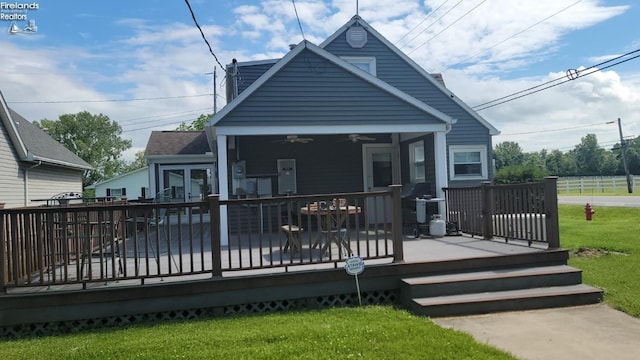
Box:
<box><xmin>345</xmin><ymin>134</ymin><xmax>376</xmax><ymax>142</ymax></box>
<box><xmin>276</xmin><ymin>135</ymin><xmax>314</xmax><ymax>144</ymax></box>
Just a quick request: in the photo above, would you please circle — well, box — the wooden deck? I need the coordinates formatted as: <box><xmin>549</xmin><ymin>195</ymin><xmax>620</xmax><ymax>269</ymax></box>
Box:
<box><xmin>0</xmin><ymin>231</ymin><xmax>579</xmax><ymax>340</ymax></box>
<box><xmin>1</xmin><ymin>181</ymin><xmax>574</xmax><ymax>338</ymax></box>
<box><xmin>4</xmin><ymin>229</ymin><xmax>545</xmax><ymax>294</ymax></box>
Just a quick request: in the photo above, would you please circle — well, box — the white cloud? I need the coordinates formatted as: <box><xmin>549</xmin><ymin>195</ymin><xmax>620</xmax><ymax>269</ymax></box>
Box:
<box><xmin>450</xmin><ymin>67</ymin><xmax>640</xmax><ymax>152</ymax></box>
<box><xmin>0</xmin><ymin>0</ymin><xmax>637</xmax><ymax>163</ymax></box>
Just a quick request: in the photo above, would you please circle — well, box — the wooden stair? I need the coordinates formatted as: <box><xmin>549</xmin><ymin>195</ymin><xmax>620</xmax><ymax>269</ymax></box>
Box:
<box><xmin>401</xmin><ymin>264</ymin><xmax>603</xmax><ymax>317</ymax></box>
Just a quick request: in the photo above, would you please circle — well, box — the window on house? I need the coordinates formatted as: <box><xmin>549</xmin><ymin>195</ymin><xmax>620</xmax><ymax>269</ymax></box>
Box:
<box><xmin>341</xmin><ymin>56</ymin><xmax>376</xmax><ymax>76</ymax></box>
<box><xmin>449</xmin><ymin>145</ymin><xmax>488</xmax><ymax>180</ymax></box>
<box><xmin>106</xmin><ymin>188</ymin><xmax>126</xmax><ymax>199</ymax></box>
<box><xmin>409</xmin><ymin>140</ymin><xmax>425</xmax><ymax>183</ymax></box>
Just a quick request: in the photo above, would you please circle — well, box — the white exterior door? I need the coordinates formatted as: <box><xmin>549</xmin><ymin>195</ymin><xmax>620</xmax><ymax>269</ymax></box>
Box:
<box><xmin>363</xmin><ymin>144</ymin><xmax>396</xmax><ymax>224</ymax></box>
<box><xmin>159</xmin><ymin>165</ymin><xmax>215</xmax><ymax>202</ymax></box>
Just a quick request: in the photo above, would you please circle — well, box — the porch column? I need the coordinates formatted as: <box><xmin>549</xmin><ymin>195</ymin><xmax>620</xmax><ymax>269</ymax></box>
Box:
<box><xmin>216</xmin><ymin>134</ymin><xmax>229</xmax><ymax>246</ymax></box>
<box><xmin>434</xmin><ymin>131</ymin><xmax>448</xmax><ymax>219</ymax></box>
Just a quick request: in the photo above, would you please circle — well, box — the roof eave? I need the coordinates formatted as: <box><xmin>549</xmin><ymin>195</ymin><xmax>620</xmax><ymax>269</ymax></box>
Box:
<box><xmin>0</xmin><ymin>91</ymin><xmax>29</xmax><ymax>160</ymax></box>
<box><xmin>30</xmin><ymin>155</ymin><xmax>93</xmax><ymax>171</ymax></box>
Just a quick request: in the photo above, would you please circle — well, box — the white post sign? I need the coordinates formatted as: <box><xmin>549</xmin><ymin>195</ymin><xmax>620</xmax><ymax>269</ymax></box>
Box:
<box><xmin>345</xmin><ymin>255</ymin><xmax>365</xmax><ymax>306</ymax></box>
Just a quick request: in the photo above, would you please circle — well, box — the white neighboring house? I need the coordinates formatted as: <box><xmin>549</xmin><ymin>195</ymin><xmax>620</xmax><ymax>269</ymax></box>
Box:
<box><xmin>86</xmin><ymin>167</ymin><xmax>150</xmax><ymax>200</ymax></box>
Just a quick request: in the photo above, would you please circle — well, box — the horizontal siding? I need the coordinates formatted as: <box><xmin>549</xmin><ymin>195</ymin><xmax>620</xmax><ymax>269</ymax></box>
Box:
<box><xmin>27</xmin><ymin>165</ymin><xmax>83</xmax><ymax>205</ymax></box>
<box><xmin>218</xmin><ymin>49</ymin><xmax>443</xmax><ymax>127</ymax></box>
<box><xmin>237</xmin><ymin>63</ymin><xmax>276</xmax><ymax>95</ymax></box>
<box><xmin>94</xmin><ymin>170</ymin><xmax>149</xmax><ymax>199</ymax></box>
<box><xmin>0</xmin><ymin>121</ymin><xmax>24</xmax><ymax>208</ymax></box>
<box><xmin>323</xmin><ymin>27</ymin><xmax>493</xmax><ymax>148</ymax></box>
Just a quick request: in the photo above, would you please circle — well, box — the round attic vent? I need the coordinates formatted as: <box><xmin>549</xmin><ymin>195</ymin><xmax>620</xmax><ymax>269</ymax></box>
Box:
<box><xmin>346</xmin><ymin>26</ymin><xmax>367</xmax><ymax>48</ymax></box>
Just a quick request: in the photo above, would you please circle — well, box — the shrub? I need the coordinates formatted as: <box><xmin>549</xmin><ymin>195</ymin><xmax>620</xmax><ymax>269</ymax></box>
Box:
<box><xmin>493</xmin><ymin>164</ymin><xmax>548</xmax><ymax>184</ymax></box>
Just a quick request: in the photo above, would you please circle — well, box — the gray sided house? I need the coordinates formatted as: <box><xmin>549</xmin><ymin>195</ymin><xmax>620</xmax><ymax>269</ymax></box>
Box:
<box><xmin>144</xmin><ymin>131</ymin><xmax>215</xmax><ymax>202</ymax></box>
<box><xmin>206</xmin><ymin>15</ymin><xmax>499</xmax><ymax>230</ymax></box>
<box><xmin>0</xmin><ymin>90</ymin><xmax>92</xmax><ymax>208</ymax></box>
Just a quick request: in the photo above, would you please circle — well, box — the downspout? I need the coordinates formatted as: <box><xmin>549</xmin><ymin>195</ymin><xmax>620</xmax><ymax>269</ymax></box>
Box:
<box><xmin>24</xmin><ymin>160</ymin><xmax>42</xmax><ymax>207</ymax></box>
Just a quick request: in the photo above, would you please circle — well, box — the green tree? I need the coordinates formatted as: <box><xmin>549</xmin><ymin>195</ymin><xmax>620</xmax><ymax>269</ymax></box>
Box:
<box><xmin>177</xmin><ymin>113</ymin><xmax>211</xmax><ymax>131</ymax></box>
<box><xmin>120</xmin><ymin>150</ymin><xmax>147</xmax><ymax>174</ymax></box>
<box><xmin>522</xmin><ymin>150</ymin><xmax>546</xmax><ymax>168</ymax></box>
<box><xmin>545</xmin><ymin>149</ymin><xmax>577</xmax><ymax>176</ymax></box>
<box><xmin>613</xmin><ymin>136</ymin><xmax>640</xmax><ymax>175</ymax></box>
<box><xmin>572</xmin><ymin>134</ymin><xmax>607</xmax><ymax>176</ymax></box>
<box><xmin>35</xmin><ymin>111</ymin><xmax>132</xmax><ymax>187</ymax></box>
<box><xmin>493</xmin><ymin>141</ymin><xmax>524</xmax><ymax>170</ymax></box>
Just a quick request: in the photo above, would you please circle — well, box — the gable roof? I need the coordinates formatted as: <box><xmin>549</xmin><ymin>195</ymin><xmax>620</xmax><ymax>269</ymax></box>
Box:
<box><xmin>0</xmin><ymin>91</ymin><xmax>92</xmax><ymax>170</ymax></box>
<box><xmin>320</xmin><ymin>15</ymin><xmax>499</xmax><ymax>135</ymax></box>
<box><xmin>209</xmin><ymin>40</ymin><xmax>454</xmax><ymax>129</ymax></box>
<box><xmin>145</xmin><ymin>131</ymin><xmax>212</xmax><ymax>157</ymax></box>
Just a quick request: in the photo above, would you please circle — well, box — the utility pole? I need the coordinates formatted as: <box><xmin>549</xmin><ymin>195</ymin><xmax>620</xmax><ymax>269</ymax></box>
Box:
<box><xmin>205</xmin><ymin>67</ymin><xmax>217</xmax><ymax>114</ymax></box>
<box><xmin>213</xmin><ymin>67</ymin><xmax>217</xmax><ymax>114</ymax></box>
<box><xmin>617</xmin><ymin>118</ymin><xmax>633</xmax><ymax>193</ymax></box>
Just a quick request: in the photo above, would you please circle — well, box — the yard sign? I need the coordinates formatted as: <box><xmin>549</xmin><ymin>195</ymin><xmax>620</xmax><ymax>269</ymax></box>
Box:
<box><xmin>345</xmin><ymin>255</ymin><xmax>365</xmax><ymax>305</ymax></box>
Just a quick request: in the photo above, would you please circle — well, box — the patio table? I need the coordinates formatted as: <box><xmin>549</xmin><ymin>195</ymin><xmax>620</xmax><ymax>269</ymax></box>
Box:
<box><xmin>300</xmin><ymin>202</ymin><xmax>361</xmax><ymax>256</ymax></box>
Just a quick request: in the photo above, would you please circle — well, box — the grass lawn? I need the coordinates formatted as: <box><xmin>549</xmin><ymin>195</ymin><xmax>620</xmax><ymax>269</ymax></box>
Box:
<box><xmin>559</xmin><ymin>205</ymin><xmax>640</xmax><ymax>317</ymax></box>
<box><xmin>0</xmin><ymin>306</ymin><xmax>515</xmax><ymax>360</ymax></box>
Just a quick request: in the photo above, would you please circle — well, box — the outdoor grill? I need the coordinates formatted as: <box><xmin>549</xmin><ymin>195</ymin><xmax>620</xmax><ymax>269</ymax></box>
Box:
<box><xmin>401</xmin><ymin>182</ymin><xmax>432</xmax><ymax>228</ymax></box>
<box><xmin>401</xmin><ymin>182</ymin><xmax>432</xmax><ymax>209</ymax></box>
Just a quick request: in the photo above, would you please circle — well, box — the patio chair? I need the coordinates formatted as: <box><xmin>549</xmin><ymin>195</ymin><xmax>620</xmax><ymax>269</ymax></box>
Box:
<box><xmin>79</xmin><ymin>209</ymin><xmax>125</xmax><ymax>281</ymax></box>
<box><xmin>281</xmin><ymin>224</ymin><xmax>302</xmax><ymax>258</ymax></box>
<box><xmin>128</xmin><ymin>189</ymin><xmax>179</xmax><ymax>275</ymax></box>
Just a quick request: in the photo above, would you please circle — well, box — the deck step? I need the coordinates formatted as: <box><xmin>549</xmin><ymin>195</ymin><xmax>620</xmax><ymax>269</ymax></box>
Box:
<box><xmin>401</xmin><ymin>265</ymin><xmax>583</xmax><ymax>299</ymax></box>
<box><xmin>410</xmin><ymin>284</ymin><xmax>603</xmax><ymax>317</ymax></box>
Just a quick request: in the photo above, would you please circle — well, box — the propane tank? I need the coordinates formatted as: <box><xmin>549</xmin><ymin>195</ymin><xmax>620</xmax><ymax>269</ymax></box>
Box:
<box><xmin>429</xmin><ymin>214</ymin><xmax>446</xmax><ymax>237</ymax></box>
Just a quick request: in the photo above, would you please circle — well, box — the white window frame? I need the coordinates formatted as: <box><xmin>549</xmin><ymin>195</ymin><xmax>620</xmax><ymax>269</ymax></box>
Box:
<box><xmin>448</xmin><ymin>145</ymin><xmax>488</xmax><ymax>181</ymax></box>
<box><xmin>341</xmin><ymin>56</ymin><xmax>376</xmax><ymax>76</ymax></box>
<box><xmin>409</xmin><ymin>140</ymin><xmax>426</xmax><ymax>183</ymax></box>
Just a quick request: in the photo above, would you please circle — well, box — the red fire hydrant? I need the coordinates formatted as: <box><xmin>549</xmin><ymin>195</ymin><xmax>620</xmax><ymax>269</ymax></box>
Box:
<box><xmin>585</xmin><ymin>203</ymin><xmax>595</xmax><ymax>221</ymax></box>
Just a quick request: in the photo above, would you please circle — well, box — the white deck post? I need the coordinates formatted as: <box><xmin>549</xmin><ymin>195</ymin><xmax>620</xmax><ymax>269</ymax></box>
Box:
<box><xmin>434</xmin><ymin>131</ymin><xmax>448</xmax><ymax>219</ymax></box>
<box><xmin>216</xmin><ymin>135</ymin><xmax>229</xmax><ymax>246</ymax></box>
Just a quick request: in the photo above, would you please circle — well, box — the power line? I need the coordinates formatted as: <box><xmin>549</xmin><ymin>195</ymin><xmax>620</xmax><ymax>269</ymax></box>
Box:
<box><xmin>394</xmin><ymin>0</ymin><xmax>450</xmax><ymax>47</ymax></box>
<box><xmin>473</xmin><ymin>48</ymin><xmax>640</xmax><ymax>111</ymax></box>
<box><xmin>118</xmin><ymin>107</ymin><xmax>211</xmax><ymax>125</ymax></box>
<box><xmin>400</xmin><ymin>0</ymin><xmax>465</xmax><ymax>51</ymax></box>
<box><xmin>7</xmin><ymin>93</ymin><xmax>213</xmax><ymax>104</ymax></box>
<box><xmin>451</xmin><ymin>0</ymin><xmax>582</xmax><ymax>67</ymax></box>
<box><xmin>408</xmin><ymin>0</ymin><xmax>487</xmax><ymax>56</ymax></box>
<box><xmin>291</xmin><ymin>0</ymin><xmax>306</xmax><ymax>40</ymax></box>
<box><xmin>122</xmin><ymin>115</ymin><xmax>204</xmax><ymax>133</ymax></box>
<box><xmin>500</xmin><ymin>121</ymin><xmax>611</xmax><ymax>136</ymax></box>
<box><xmin>184</xmin><ymin>0</ymin><xmax>225</xmax><ymax>70</ymax></box>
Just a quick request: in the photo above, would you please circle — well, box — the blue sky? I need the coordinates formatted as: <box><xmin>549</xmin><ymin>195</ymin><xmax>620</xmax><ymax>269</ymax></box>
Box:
<box><xmin>1</xmin><ymin>0</ymin><xmax>639</xmax><ymax>159</ymax></box>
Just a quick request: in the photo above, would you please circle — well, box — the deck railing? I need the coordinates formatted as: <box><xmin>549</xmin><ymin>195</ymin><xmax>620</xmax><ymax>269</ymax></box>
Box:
<box><xmin>443</xmin><ymin>177</ymin><xmax>560</xmax><ymax>248</ymax></box>
<box><xmin>1</xmin><ymin>186</ymin><xmax>403</xmax><ymax>292</ymax></box>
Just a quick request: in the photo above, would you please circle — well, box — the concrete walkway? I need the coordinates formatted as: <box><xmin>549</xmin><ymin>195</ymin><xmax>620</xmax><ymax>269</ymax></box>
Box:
<box><xmin>434</xmin><ymin>304</ymin><xmax>640</xmax><ymax>360</ymax></box>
